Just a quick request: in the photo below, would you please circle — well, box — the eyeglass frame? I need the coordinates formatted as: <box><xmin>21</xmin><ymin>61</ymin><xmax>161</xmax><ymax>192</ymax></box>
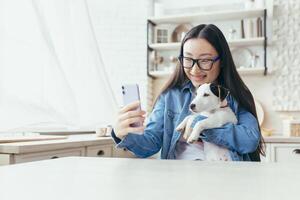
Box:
<box><xmin>178</xmin><ymin>55</ymin><xmax>221</xmax><ymax>71</ymax></box>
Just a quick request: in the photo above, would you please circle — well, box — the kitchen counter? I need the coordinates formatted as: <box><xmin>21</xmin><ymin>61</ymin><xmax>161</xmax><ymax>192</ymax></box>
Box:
<box><xmin>1</xmin><ymin>134</ymin><xmax>298</xmax><ymax>155</ymax></box>
<box><xmin>0</xmin><ymin>135</ymin><xmax>126</xmax><ymax>166</ymax></box>
<box><xmin>263</xmin><ymin>135</ymin><xmax>300</xmax><ymax>143</ymax></box>
<box><xmin>0</xmin><ymin>157</ymin><xmax>299</xmax><ymax>200</ymax></box>
<box><xmin>0</xmin><ymin>134</ymin><xmax>113</xmax><ymax>154</ymax></box>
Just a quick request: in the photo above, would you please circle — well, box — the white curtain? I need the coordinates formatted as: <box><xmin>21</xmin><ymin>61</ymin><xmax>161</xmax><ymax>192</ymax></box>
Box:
<box><xmin>0</xmin><ymin>0</ymin><xmax>118</xmax><ymax>131</ymax></box>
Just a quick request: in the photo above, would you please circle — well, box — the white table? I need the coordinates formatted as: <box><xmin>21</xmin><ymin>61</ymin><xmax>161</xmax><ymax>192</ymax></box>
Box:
<box><xmin>0</xmin><ymin>157</ymin><xmax>299</xmax><ymax>200</ymax></box>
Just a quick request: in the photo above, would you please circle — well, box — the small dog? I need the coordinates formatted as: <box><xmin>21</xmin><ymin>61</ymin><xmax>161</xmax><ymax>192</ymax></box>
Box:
<box><xmin>176</xmin><ymin>83</ymin><xmax>237</xmax><ymax>161</ymax></box>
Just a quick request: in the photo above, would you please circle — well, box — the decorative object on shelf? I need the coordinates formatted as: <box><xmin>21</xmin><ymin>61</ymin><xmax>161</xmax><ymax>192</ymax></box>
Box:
<box><xmin>231</xmin><ymin>47</ymin><xmax>253</xmax><ymax>68</ymax></box>
<box><xmin>241</xmin><ymin>20</ymin><xmax>245</xmax><ymax>38</ymax></box>
<box><xmin>150</xmin><ymin>51</ymin><xmax>164</xmax><ymax>71</ymax></box>
<box><xmin>245</xmin><ymin>18</ymin><xmax>254</xmax><ymax>38</ymax></box>
<box><xmin>243</xmin><ymin>0</ymin><xmax>256</xmax><ymax>38</ymax></box>
<box><xmin>95</xmin><ymin>125</ymin><xmax>112</xmax><ymax>137</ymax></box>
<box><xmin>255</xmin><ymin>99</ymin><xmax>275</xmax><ymax>137</ymax></box>
<box><xmin>261</xmin><ymin>127</ymin><xmax>273</xmax><ymax>137</ymax></box>
<box><xmin>242</xmin><ymin>16</ymin><xmax>263</xmax><ymax>38</ymax></box>
<box><xmin>171</xmin><ymin>23</ymin><xmax>193</xmax><ymax>42</ymax></box>
<box><xmin>241</xmin><ymin>18</ymin><xmax>262</xmax><ymax>39</ymax></box>
<box><xmin>228</xmin><ymin>27</ymin><xmax>237</xmax><ymax>40</ymax></box>
<box><xmin>256</xmin><ymin>17</ymin><xmax>263</xmax><ymax>37</ymax></box>
<box><xmin>154</xmin><ymin>25</ymin><xmax>173</xmax><ymax>43</ymax></box>
<box><xmin>283</xmin><ymin>119</ymin><xmax>300</xmax><ymax>137</ymax></box>
<box><xmin>154</xmin><ymin>55</ymin><xmax>164</xmax><ymax>65</ymax></box>
<box><xmin>251</xmin><ymin>52</ymin><xmax>260</xmax><ymax>68</ymax></box>
<box><xmin>165</xmin><ymin>55</ymin><xmax>178</xmax><ymax>72</ymax></box>
<box><xmin>150</xmin><ymin>51</ymin><xmax>156</xmax><ymax>63</ymax></box>
<box><xmin>169</xmin><ymin>55</ymin><xmax>178</xmax><ymax>64</ymax></box>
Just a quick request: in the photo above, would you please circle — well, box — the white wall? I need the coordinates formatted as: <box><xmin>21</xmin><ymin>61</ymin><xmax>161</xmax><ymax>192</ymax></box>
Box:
<box><xmin>87</xmin><ymin>0</ymin><xmax>151</xmax><ymax>111</ymax></box>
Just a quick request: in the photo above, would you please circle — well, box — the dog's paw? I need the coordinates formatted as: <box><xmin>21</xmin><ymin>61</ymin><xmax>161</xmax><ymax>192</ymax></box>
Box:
<box><xmin>187</xmin><ymin>137</ymin><xmax>197</xmax><ymax>144</ymax></box>
<box><xmin>175</xmin><ymin>124</ymin><xmax>185</xmax><ymax>132</ymax></box>
<box><xmin>183</xmin><ymin>128</ymin><xmax>192</xmax><ymax>140</ymax></box>
<box><xmin>187</xmin><ymin>131</ymin><xmax>200</xmax><ymax>143</ymax></box>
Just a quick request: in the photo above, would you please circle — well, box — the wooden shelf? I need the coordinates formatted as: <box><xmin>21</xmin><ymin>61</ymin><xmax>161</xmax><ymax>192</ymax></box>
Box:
<box><xmin>149</xmin><ymin>67</ymin><xmax>273</xmax><ymax>78</ymax></box>
<box><xmin>230</xmin><ymin>37</ymin><xmax>265</xmax><ymax>46</ymax></box>
<box><xmin>148</xmin><ymin>9</ymin><xmax>265</xmax><ymax>24</ymax></box>
<box><xmin>149</xmin><ymin>37</ymin><xmax>265</xmax><ymax>51</ymax></box>
<box><xmin>149</xmin><ymin>70</ymin><xmax>172</xmax><ymax>78</ymax></box>
<box><xmin>149</xmin><ymin>42</ymin><xmax>180</xmax><ymax>50</ymax></box>
<box><xmin>237</xmin><ymin>67</ymin><xmax>273</xmax><ymax>75</ymax></box>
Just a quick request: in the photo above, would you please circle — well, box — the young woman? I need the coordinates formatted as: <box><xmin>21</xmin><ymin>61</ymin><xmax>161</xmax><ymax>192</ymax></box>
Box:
<box><xmin>112</xmin><ymin>24</ymin><xmax>264</xmax><ymax>161</ymax></box>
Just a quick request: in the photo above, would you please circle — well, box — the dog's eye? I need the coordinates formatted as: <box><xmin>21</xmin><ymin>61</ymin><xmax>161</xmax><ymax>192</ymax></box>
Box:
<box><xmin>203</xmin><ymin>93</ymin><xmax>210</xmax><ymax>97</ymax></box>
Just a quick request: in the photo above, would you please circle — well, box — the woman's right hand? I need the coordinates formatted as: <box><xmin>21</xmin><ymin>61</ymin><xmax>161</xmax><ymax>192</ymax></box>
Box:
<box><xmin>113</xmin><ymin>101</ymin><xmax>146</xmax><ymax>139</ymax></box>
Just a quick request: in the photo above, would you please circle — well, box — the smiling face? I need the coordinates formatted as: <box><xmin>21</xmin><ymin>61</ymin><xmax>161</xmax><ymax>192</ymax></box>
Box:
<box><xmin>183</xmin><ymin>38</ymin><xmax>221</xmax><ymax>87</ymax></box>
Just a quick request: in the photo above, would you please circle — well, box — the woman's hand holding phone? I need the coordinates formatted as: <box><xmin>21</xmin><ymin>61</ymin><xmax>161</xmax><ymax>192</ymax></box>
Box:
<box><xmin>114</xmin><ymin>101</ymin><xmax>146</xmax><ymax>139</ymax></box>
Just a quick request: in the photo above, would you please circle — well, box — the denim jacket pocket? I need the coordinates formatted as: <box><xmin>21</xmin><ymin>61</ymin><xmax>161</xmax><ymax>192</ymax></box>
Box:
<box><xmin>166</xmin><ymin>109</ymin><xmax>179</xmax><ymax>134</ymax></box>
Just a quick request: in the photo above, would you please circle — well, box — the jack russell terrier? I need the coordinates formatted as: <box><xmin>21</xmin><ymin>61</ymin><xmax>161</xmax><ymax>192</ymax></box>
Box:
<box><xmin>176</xmin><ymin>83</ymin><xmax>237</xmax><ymax>161</ymax></box>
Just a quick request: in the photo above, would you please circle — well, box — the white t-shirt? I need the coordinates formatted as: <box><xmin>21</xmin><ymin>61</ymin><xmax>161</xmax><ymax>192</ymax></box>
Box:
<box><xmin>175</xmin><ymin>134</ymin><xmax>205</xmax><ymax>160</ymax></box>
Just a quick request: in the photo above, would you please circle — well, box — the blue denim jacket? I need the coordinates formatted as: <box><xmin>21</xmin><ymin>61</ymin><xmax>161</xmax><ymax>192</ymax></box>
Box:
<box><xmin>112</xmin><ymin>81</ymin><xmax>261</xmax><ymax>161</ymax></box>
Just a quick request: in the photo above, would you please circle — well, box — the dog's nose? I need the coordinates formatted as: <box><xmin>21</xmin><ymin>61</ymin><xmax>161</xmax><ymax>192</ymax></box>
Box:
<box><xmin>190</xmin><ymin>104</ymin><xmax>196</xmax><ymax>110</ymax></box>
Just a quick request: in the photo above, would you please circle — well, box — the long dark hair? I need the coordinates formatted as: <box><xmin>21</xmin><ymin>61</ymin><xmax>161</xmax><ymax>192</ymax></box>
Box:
<box><xmin>155</xmin><ymin>24</ymin><xmax>265</xmax><ymax>160</ymax></box>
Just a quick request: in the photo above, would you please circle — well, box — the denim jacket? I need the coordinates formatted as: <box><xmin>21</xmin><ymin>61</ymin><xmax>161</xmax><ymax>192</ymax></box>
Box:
<box><xmin>111</xmin><ymin>81</ymin><xmax>261</xmax><ymax>161</ymax></box>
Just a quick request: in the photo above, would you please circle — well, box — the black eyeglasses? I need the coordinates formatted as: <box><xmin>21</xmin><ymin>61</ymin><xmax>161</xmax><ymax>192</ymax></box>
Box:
<box><xmin>178</xmin><ymin>55</ymin><xmax>220</xmax><ymax>71</ymax></box>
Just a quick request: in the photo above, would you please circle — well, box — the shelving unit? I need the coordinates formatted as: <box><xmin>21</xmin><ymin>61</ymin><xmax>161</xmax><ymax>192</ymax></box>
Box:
<box><xmin>148</xmin><ymin>9</ymin><xmax>265</xmax><ymax>24</ymax></box>
<box><xmin>147</xmin><ymin>8</ymin><xmax>269</xmax><ymax>78</ymax></box>
<box><xmin>149</xmin><ymin>67</ymin><xmax>273</xmax><ymax>79</ymax></box>
<box><xmin>149</xmin><ymin>37</ymin><xmax>265</xmax><ymax>51</ymax></box>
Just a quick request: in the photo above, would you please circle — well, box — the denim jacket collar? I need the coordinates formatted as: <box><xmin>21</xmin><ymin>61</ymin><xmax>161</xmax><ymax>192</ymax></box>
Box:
<box><xmin>180</xmin><ymin>81</ymin><xmax>194</xmax><ymax>94</ymax></box>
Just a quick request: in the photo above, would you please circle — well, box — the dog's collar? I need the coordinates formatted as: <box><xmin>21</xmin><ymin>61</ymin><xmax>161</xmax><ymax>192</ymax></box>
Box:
<box><xmin>217</xmin><ymin>85</ymin><xmax>230</xmax><ymax>109</ymax></box>
<box><xmin>210</xmin><ymin>103</ymin><xmax>228</xmax><ymax>113</ymax></box>
<box><xmin>220</xmin><ymin>104</ymin><xmax>229</xmax><ymax>108</ymax></box>
<box><xmin>219</xmin><ymin>98</ymin><xmax>228</xmax><ymax>109</ymax></box>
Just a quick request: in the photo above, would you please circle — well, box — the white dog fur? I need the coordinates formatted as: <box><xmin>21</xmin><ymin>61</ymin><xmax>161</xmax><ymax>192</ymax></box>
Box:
<box><xmin>176</xmin><ymin>83</ymin><xmax>237</xmax><ymax>161</ymax></box>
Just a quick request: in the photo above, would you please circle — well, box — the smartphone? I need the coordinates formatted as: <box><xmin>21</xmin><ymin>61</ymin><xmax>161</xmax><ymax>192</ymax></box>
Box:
<box><xmin>121</xmin><ymin>84</ymin><xmax>143</xmax><ymax>133</ymax></box>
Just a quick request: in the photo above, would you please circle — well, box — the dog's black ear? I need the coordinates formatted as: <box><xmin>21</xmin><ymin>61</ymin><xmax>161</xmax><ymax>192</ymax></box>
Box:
<box><xmin>210</xmin><ymin>83</ymin><xmax>229</xmax><ymax>101</ymax></box>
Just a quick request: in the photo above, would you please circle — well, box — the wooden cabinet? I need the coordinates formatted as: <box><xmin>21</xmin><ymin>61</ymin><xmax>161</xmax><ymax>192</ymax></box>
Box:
<box><xmin>13</xmin><ymin>147</ymin><xmax>86</xmax><ymax>164</ymax></box>
<box><xmin>86</xmin><ymin>145</ymin><xmax>113</xmax><ymax>157</ymax></box>
<box><xmin>0</xmin><ymin>135</ymin><xmax>136</xmax><ymax>166</ymax></box>
<box><xmin>85</xmin><ymin>145</ymin><xmax>137</xmax><ymax>158</ymax></box>
<box><xmin>263</xmin><ymin>137</ymin><xmax>300</xmax><ymax>163</ymax></box>
<box><xmin>4</xmin><ymin>135</ymin><xmax>300</xmax><ymax>165</ymax></box>
<box><xmin>270</xmin><ymin>143</ymin><xmax>300</xmax><ymax>163</ymax></box>
<box><xmin>112</xmin><ymin>147</ymin><xmax>135</xmax><ymax>158</ymax></box>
